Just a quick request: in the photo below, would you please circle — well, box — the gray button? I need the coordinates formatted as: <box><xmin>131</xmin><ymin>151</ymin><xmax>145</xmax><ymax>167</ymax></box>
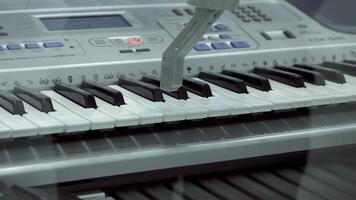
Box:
<box><xmin>89</xmin><ymin>38</ymin><xmax>111</xmax><ymax>47</ymax></box>
<box><xmin>143</xmin><ymin>35</ymin><xmax>164</xmax><ymax>43</ymax></box>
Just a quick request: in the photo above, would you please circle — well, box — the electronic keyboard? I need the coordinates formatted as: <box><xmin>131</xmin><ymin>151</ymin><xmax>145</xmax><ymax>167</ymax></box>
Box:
<box><xmin>1</xmin><ymin>0</ymin><xmax>356</xmax><ymax>188</ymax></box>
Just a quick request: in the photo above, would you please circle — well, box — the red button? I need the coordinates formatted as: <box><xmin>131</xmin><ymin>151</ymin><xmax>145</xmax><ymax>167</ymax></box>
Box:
<box><xmin>128</xmin><ymin>37</ymin><xmax>143</xmax><ymax>45</ymax></box>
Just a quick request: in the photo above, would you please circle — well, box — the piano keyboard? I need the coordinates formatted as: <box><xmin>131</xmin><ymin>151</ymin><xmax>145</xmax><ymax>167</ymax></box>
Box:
<box><xmin>0</xmin><ymin>62</ymin><xmax>356</xmax><ymax>139</ymax></box>
<box><xmin>2</xmin><ymin>145</ymin><xmax>355</xmax><ymax>200</ymax></box>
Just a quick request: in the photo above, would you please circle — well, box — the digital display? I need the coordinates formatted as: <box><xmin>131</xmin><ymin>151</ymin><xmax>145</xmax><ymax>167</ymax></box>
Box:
<box><xmin>41</xmin><ymin>15</ymin><xmax>132</xmax><ymax>31</ymax></box>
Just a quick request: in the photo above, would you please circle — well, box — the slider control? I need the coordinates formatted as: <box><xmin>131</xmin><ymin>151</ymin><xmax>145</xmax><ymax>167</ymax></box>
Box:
<box><xmin>222</xmin><ymin>70</ymin><xmax>272</xmax><ymax>91</ymax></box>
<box><xmin>199</xmin><ymin>71</ymin><xmax>248</xmax><ymax>94</ymax></box>
<box><xmin>254</xmin><ymin>67</ymin><xmax>305</xmax><ymax>88</ymax></box>
<box><xmin>13</xmin><ymin>86</ymin><xmax>55</xmax><ymax>113</ymax></box>
<box><xmin>142</xmin><ymin>76</ymin><xmax>189</xmax><ymax>100</ymax></box>
<box><xmin>54</xmin><ymin>84</ymin><xmax>97</xmax><ymax>109</ymax></box>
<box><xmin>0</xmin><ymin>90</ymin><xmax>26</xmax><ymax>115</ymax></box>
<box><xmin>119</xmin><ymin>77</ymin><xmax>164</xmax><ymax>102</ymax></box>
<box><xmin>81</xmin><ymin>81</ymin><xmax>125</xmax><ymax>106</ymax></box>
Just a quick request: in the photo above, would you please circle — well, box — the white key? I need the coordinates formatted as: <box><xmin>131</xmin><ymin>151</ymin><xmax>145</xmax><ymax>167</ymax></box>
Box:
<box><xmin>108</xmin><ymin>86</ymin><xmax>163</xmax><ymax>124</ymax></box>
<box><xmin>266</xmin><ymin>85</ymin><xmax>313</xmax><ymax>108</ymax></box>
<box><xmin>163</xmin><ymin>94</ymin><xmax>209</xmax><ymax>120</ymax></box>
<box><xmin>95</xmin><ymin>98</ymin><xmax>140</xmax><ymax>127</ymax></box>
<box><xmin>22</xmin><ymin>102</ymin><xmax>64</xmax><ymax>135</ymax></box>
<box><xmin>187</xmin><ymin>92</ymin><xmax>233</xmax><ymax>117</ymax></box>
<box><xmin>325</xmin><ymin>81</ymin><xmax>356</xmax><ymax>101</ymax></box>
<box><xmin>269</xmin><ymin>81</ymin><xmax>333</xmax><ymax>106</ymax></box>
<box><xmin>48</xmin><ymin>101</ymin><xmax>90</xmax><ymax>133</ymax></box>
<box><xmin>305</xmin><ymin>83</ymin><xmax>352</xmax><ymax>104</ymax></box>
<box><xmin>109</xmin><ymin>85</ymin><xmax>186</xmax><ymax>122</ymax></box>
<box><xmin>0</xmin><ymin>122</ymin><xmax>11</xmax><ymax>139</ymax></box>
<box><xmin>42</xmin><ymin>90</ymin><xmax>115</xmax><ymax>130</ymax></box>
<box><xmin>247</xmin><ymin>86</ymin><xmax>295</xmax><ymax>110</ymax></box>
<box><xmin>0</xmin><ymin>107</ymin><xmax>37</xmax><ymax>138</ymax></box>
<box><xmin>195</xmin><ymin>78</ymin><xmax>272</xmax><ymax>113</ymax></box>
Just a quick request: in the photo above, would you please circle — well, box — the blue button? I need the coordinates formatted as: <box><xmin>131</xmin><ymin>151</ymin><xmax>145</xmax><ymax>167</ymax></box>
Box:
<box><xmin>231</xmin><ymin>41</ymin><xmax>250</xmax><ymax>48</ymax></box>
<box><xmin>214</xmin><ymin>23</ymin><xmax>229</xmax><ymax>31</ymax></box>
<box><xmin>211</xmin><ymin>42</ymin><xmax>231</xmax><ymax>50</ymax></box>
<box><xmin>43</xmin><ymin>42</ymin><xmax>64</xmax><ymax>48</ymax></box>
<box><xmin>220</xmin><ymin>34</ymin><xmax>232</xmax><ymax>39</ymax></box>
<box><xmin>7</xmin><ymin>44</ymin><xmax>22</xmax><ymax>50</ymax></box>
<box><xmin>25</xmin><ymin>43</ymin><xmax>40</xmax><ymax>49</ymax></box>
<box><xmin>194</xmin><ymin>44</ymin><xmax>211</xmax><ymax>51</ymax></box>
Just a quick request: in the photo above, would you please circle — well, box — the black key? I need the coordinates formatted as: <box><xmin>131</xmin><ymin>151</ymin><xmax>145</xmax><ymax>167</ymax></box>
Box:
<box><xmin>198</xmin><ymin>71</ymin><xmax>248</xmax><ymax>93</ymax></box>
<box><xmin>183</xmin><ymin>78</ymin><xmax>213</xmax><ymax>98</ymax></box>
<box><xmin>0</xmin><ymin>90</ymin><xmax>26</xmax><ymax>115</ymax></box>
<box><xmin>254</xmin><ymin>67</ymin><xmax>305</xmax><ymax>88</ymax></box>
<box><xmin>142</xmin><ymin>75</ymin><xmax>189</xmax><ymax>100</ymax></box>
<box><xmin>54</xmin><ymin>84</ymin><xmax>97</xmax><ymax>108</ymax></box>
<box><xmin>344</xmin><ymin>60</ymin><xmax>356</xmax><ymax>65</ymax></box>
<box><xmin>81</xmin><ymin>81</ymin><xmax>125</xmax><ymax>106</ymax></box>
<box><xmin>13</xmin><ymin>86</ymin><xmax>55</xmax><ymax>113</ymax></box>
<box><xmin>274</xmin><ymin>65</ymin><xmax>326</xmax><ymax>86</ymax></box>
<box><xmin>321</xmin><ymin>62</ymin><xmax>356</xmax><ymax>76</ymax></box>
<box><xmin>222</xmin><ymin>70</ymin><xmax>272</xmax><ymax>91</ymax></box>
<box><xmin>118</xmin><ymin>77</ymin><xmax>164</xmax><ymax>102</ymax></box>
<box><xmin>294</xmin><ymin>64</ymin><xmax>346</xmax><ymax>84</ymax></box>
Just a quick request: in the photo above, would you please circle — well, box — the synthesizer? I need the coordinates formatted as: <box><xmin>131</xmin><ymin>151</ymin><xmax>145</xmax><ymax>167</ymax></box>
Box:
<box><xmin>1</xmin><ymin>0</ymin><xmax>356</xmax><ymax>187</ymax></box>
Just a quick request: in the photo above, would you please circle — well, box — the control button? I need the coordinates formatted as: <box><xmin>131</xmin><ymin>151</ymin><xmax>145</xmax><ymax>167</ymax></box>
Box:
<box><xmin>0</xmin><ymin>32</ymin><xmax>8</xmax><ymax>36</ymax></box>
<box><xmin>0</xmin><ymin>46</ymin><xmax>3</xmax><ymax>51</ymax></box>
<box><xmin>185</xmin><ymin>8</ymin><xmax>195</xmax><ymax>15</ymax></box>
<box><xmin>143</xmin><ymin>35</ymin><xmax>163</xmax><ymax>44</ymax></box>
<box><xmin>219</xmin><ymin>34</ymin><xmax>232</xmax><ymax>39</ymax></box>
<box><xmin>260</xmin><ymin>32</ymin><xmax>272</xmax><ymax>40</ymax></box>
<box><xmin>211</xmin><ymin>42</ymin><xmax>231</xmax><ymax>50</ymax></box>
<box><xmin>284</xmin><ymin>30</ymin><xmax>296</xmax><ymax>39</ymax></box>
<box><xmin>194</xmin><ymin>44</ymin><xmax>211</xmax><ymax>51</ymax></box>
<box><xmin>0</xmin><ymin>26</ymin><xmax>3</xmax><ymax>29</ymax></box>
<box><xmin>207</xmin><ymin>35</ymin><xmax>220</xmax><ymax>41</ymax></box>
<box><xmin>119</xmin><ymin>49</ymin><xmax>134</xmax><ymax>54</ymax></box>
<box><xmin>136</xmin><ymin>48</ymin><xmax>151</xmax><ymax>53</ymax></box>
<box><xmin>110</xmin><ymin>38</ymin><xmax>126</xmax><ymax>46</ymax></box>
<box><xmin>242</xmin><ymin>18</ymin><xmax>252</xmax><ymax>23</ymax></box>
<box><xmin>25</xmin><ymin>43</ymin><xmax>40</xmax><ymax>49</ymax></box>
<box><xmin>214</xmin><ymin>23</ymin><xmax>229</xmax><ymax>31</ymax></box>
<box><xmin>43</xmin><ymin>42</ymin><xmax>64</xmax><ymax>48</ymax></box>
<box><xmin>128</xmin><ymin>37</ymin><xmax>143</xmax><ymax>45</ymax></box>
<box><xmin>90</xmin><ymin>38</ymin><xmax>111</xmax><ymax>47</ymax></box>
<box><xmin>7</xmin><ymin>44</ymin><xmax>22</xmax><ymax>50</ymax></box>
<box><xmin>172</xmin><ymin>9</ymin><xmax>184</xmax><ymax>16</ymax></box>
<box><xmin>252</xmin><ymin>18</ymin><xmax>262</xmax><ymax>22</ymax></box>
<box><xmin>231</xmin><ymin>41</ymin><xmax>250</xmax><ymax>48</ymax></box>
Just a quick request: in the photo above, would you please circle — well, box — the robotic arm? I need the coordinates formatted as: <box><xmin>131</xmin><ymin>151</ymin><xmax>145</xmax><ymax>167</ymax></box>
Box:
<box><xmin>160</xmin><ymin>0</ymin><xmax>240</xmax><ymax>91</ymax></box>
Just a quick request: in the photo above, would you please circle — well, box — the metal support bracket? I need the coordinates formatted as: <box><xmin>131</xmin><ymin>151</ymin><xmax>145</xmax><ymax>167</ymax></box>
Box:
<box><xmin>160</xmin><ymin>0</ymin><xmax>239</xmax><ymax>91</ymax></box>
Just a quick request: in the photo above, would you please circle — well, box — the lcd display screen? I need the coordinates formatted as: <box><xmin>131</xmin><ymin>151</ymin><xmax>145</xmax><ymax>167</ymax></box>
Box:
<box><xmin>41</xmin><ymin>15</ymin><xmax>131</xmax><ymax>31</ymax></box>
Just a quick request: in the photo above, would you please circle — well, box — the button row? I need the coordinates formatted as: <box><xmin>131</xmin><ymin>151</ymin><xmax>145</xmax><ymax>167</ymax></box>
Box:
<box><xmin>232</xmin><ymin>5</ymin><xmax>272</xmax><ymax>23</ymax></box>
<box><xmin>119</xmin><ymin>48</ymin><xmax>151</xmax><ymax>54</ymax></box>
<box><xmin>172</xmin><ymin>8</ymin><xmax>195</xmax><ymax>16</ymax></box>
<box><xmin>0</xmin><ymin>42</ymin><xmax>64</xmax><ymax>51</ymax></box>
<box><xmin>203</xmin><ymin>34</ymin><xmax>232</xmax><ymax>41</ymax></box>
<box><xmin>194</xmin><ymin>41</ymin><xmax>250</xmax><ymax>51</ymax></box>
